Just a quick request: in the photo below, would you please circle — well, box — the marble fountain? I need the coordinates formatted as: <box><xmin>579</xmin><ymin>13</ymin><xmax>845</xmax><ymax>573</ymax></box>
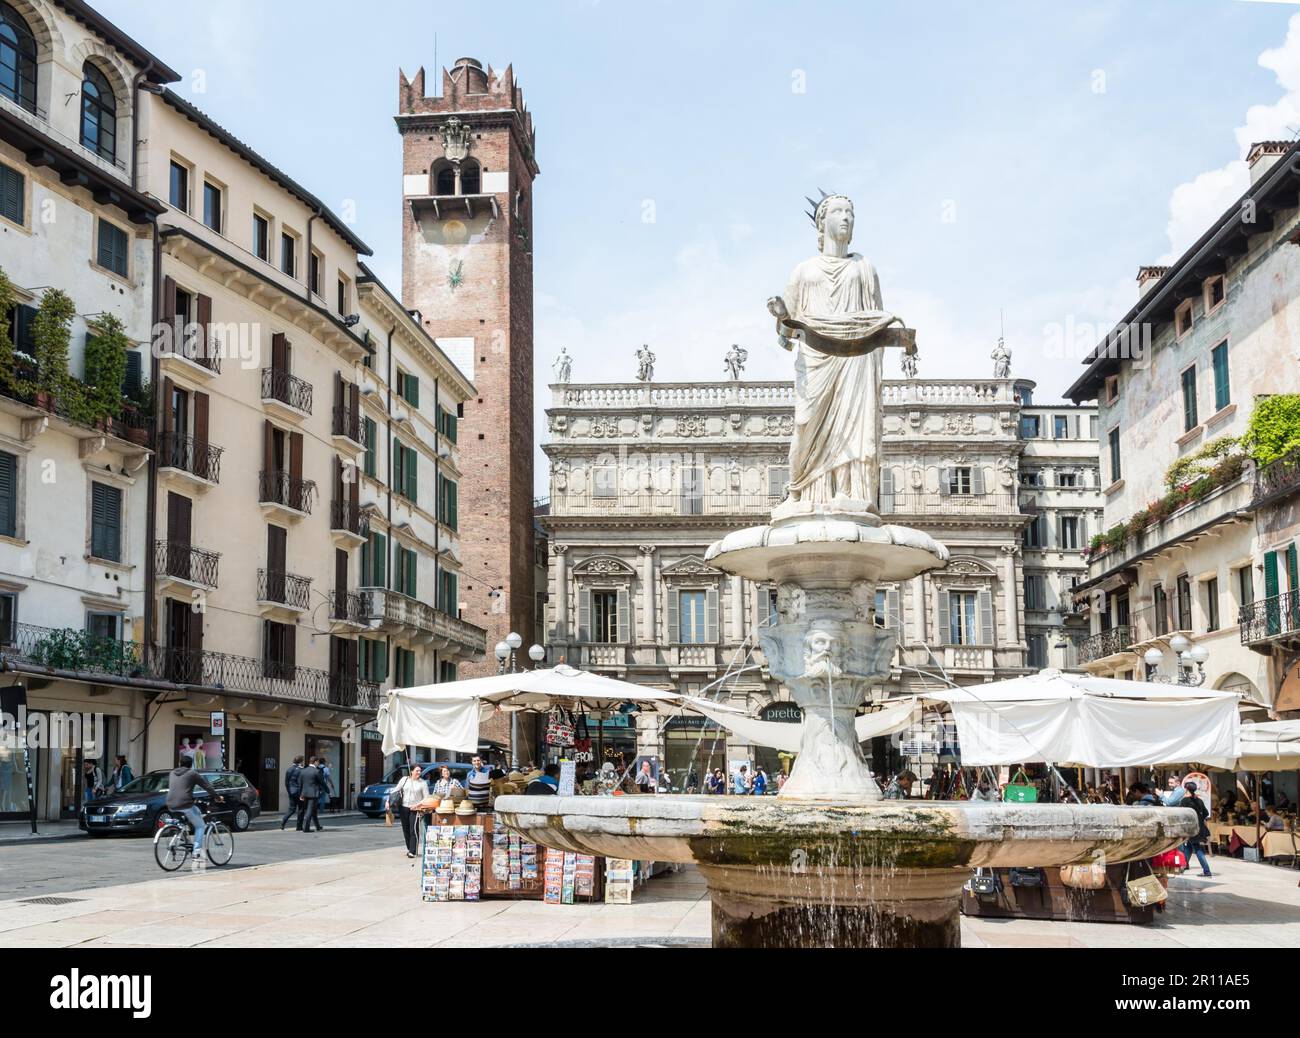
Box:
<box><xmin>495</xmin><ymin>194</ymin><xmax>1195</xmax><ymax>947</ymax></box>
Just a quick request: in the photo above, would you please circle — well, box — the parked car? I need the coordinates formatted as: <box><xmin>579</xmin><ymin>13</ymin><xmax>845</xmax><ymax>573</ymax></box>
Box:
<box><xmin>79</xmin><ymin>770</ymin><xmax>262</xmax><ymax>836</ymax></box>
<box><xmin>357</xmin><ymin>761</ymin><xmax>473</xmax><ymax>818</ymax></box>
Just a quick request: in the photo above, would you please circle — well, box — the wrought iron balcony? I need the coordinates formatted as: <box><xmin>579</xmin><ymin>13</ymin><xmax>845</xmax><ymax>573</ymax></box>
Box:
<box><xmin>1077</xmin><ymin>625</ymin><xmax>1134</xmax><ymax>665</ymax></box>
<box><xmin>155</xmin><ymin>540</ymin><xmax>220</xmax><ymax>589</ymax></box>
<box><xmin>1240</xmin><ymin>592</ymin><xmax>1300</xmax><ymax>647</ymax></box>
<box><xmin>330</xmin><ymin>499</ymin><xmax>369</xmax><ymax>539</ymax></box>
<box><xmin>261</xmin><ymin>367</ymin><xmax>313</xmax><ymax>415</ymax></box>
<box><xmin>0</xmin><ymin>622</ymin><xmax>380</xmax><ymax>710</ymax></box>
<box><xmin>159</xmin><ymin>432</ymin><xmax>223</xmax><ymax>484</ymax></box>
<box><xmin>159</xmin><ymin>319</ymin><xmax>220</xmax><ymax>373</ymax></box>
<box><xmin>332</xmin><ymin>405</ymin><xmax>362</xmax><ymax>444</ymax></box>
<box><xmin>257</xmin><ymin>569</ymin><xmax>312</xmax><ymax>612</ymax></box>
<box><xmin>260</xmin><ymin>470</ymin><xmax>316</xmax><ymax>514</ymax></box>
<box><xmin>331</xmin><ymin>588</ymin><xmax>367</xmax><ymax>626</ymax></box>
<box><xmin>1253</xmin><ymin>447</ymin><xmax>1300</xmax><ymax>509</ymax></box>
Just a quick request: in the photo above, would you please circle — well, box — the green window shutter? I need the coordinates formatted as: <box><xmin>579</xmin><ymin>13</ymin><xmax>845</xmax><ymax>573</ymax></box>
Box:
<box><xmin>0</xmin><ymin>451</ymin><xmax>15</xmax><ymax>538</ymax></box>
<box><xmin>1213</xmin><ymin>344</ymin><xmax>1231</xmax><ymax>412</ymax></box>
<box><xmin>448</xmin><ymin>480</ymin><xmax>457</xmax><ymax>530</ymax></box>
<box><xmin>408</xmin><ymin>376</ymin><xmax>420</xmax><ymax>408</ymax></box>
<box><xmin>405</xmin><ymin>548</ymin><xmax>417</xmax><ymax>597</ymax></box>
<box><xmin>91</xmin><ymin>483</ymin><xmax>121</xmax><ymax>562</ymax></box>
<box><xmin>1288</xmin><ymin>543</ymin><xmax>1299</xmax><ymax>593</ymax></box>
<box><xmin>363</xmin><ymin>418</ymin><xmax>376</xmax><ymax>477</ymax></box>
<box><xmin>1265</xmin><ymin>551</ymin><xmax>1279</xmax><ymax>599</ymax></box>
<box><xmin>406</xmin><ymin>446</ymin><xmax>418</xmax><ymax>503</ymax></box>
<box><xmin>1182</xmin><ymin>366</ymin><xmax>1198</xmax><ymax>430</ymax></box>
<box><xmin>374</xmin><ymin>532</ymin><xmax>387</xmax><ymax>588</ymax></box>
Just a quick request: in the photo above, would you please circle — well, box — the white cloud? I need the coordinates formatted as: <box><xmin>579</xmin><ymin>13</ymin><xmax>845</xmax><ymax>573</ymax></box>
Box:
<box><xmin>1160</xmin><ymin>12</ymin><xmax>1300</xmax><ymax>261</ymax></box>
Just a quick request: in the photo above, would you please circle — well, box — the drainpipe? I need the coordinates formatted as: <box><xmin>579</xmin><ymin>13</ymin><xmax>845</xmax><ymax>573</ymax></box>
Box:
<box><xmin>142</xmin><ymin>211</ymin><xmax>162</xmax><ymax>771</ymax></box>
<box><xmin>386</xmin><ymin>323</ymin><xmax>396</xmax><ymax>697</ymax></box>
<box><xmin>434</xmin><ymin>376</ymin><xmax>440</xmax><ymax>687</ymax></box>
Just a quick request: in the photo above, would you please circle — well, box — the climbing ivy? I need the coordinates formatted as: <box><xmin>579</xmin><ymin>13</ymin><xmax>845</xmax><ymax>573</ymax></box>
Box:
<box><xmin>1243</xmin><ymin>394</ymin><xmax>1300</xmax><ymax>467</ymax></box>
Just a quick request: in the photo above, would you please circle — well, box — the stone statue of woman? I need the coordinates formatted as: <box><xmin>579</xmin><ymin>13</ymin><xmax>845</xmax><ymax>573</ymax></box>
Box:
<box><xmin>766</xmin><ymin>195</ymin><xmax>914</xmax><ymax>519</ymax></box>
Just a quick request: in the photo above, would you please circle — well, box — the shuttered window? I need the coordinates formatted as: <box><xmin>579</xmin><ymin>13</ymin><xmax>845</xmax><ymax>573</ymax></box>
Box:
<box><xmin>592</xmin><ymin>590</ymin><xmax>618</xmax><ymax>643</ymax></box>
<box><xmin>96</xmin><ymin>219</ymin><xmax>129</xmax><ymax>277</ymax></box>
<box><xmin>1181</xmin><ymin>365</ymin><xmax>1198</xmax><ymax>431</ymax></box>
<box><xmin>768</xmin><ymin>465</ymin><xmax>788</xmax><ymax>500</ymax></box>
<box><xmin>1212</xmin><ymin>342</ymin><xmax>1231</xmax><ymax>412</ymax></box>
<box><xmin>395</xmin><ymin>546</ymin><xmax>417</xmax><ymax>598</ymax></box>
<box><xmin>393</xmin><ymin>440</ymin><xmax>418</xmax><ymax>503</ymax></box>
<box><xmin>90</xmin><ymin>482</ymin><xmax>121</xmax><ymax>562</ymax></box>
<box><xmin>360</xmin><ymin>638</ymin><xmax>388</xmax><ymax>682</ymax></box>
<box><xmin>394</xmin><ymin>647</ymin><xmax>416</xmax><ymax>687</ymax></box>
<box><xmin>0</xmin><ymin>450</ymin><xmax>15</xmax><ymax>538</ymax></box>
<box><xmin>362</xmin><ymin>417</ymin><xmax>377</xmax><ymax>477</ymax></box>
<box><xmin>0</xmin><ymin>162</ymin><xmax>23</xmax><ymax>225</ymax></box>
<box><xmin>437</xmin><ymin>473</ymin><xmax>458</xmax><ymax>530</ymax></box>
<box><xmin>679</xmin><ymin>590</ymin><xmax>706</xmax><ymax>644</ymax></box>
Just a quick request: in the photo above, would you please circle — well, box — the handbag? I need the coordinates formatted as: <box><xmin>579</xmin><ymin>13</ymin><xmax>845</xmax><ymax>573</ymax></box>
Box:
<box><xmin>1003</xmin><ymin>769</ymin><xmax>1039</xmax><ymax>804</ymax></box>
<box><xmin>970</xmin><ymin>868</ymin><xmax>1000</xmax><ymax>897</ymax></box>
<box><xmin>388</xmin><ymin>777</ymin><xmax>406</xmax><ymax>812</ymax></box>
<box><xmin>574</xmin><ymin>711</ymin><xmax>590</xmax><ymax>742</ymax></box>
<box><xmin>1059</xmin><ymin>862</ymin><xmax>1108</xmax><ymax>890</ymax></box>
<box><xmin>545</xmin><ymin>707</ymin><xmax>575</xmax><ymax>747</ymax></box>
<box><xmin>1123</xmin><ymin>861</ymin><xmax>1168</xmax><ymax>907</ymax></box>
<box><xmin>1008</xmin><ymin>867</ymin><xmax>1045</xmax><ymax>888</ymax></box>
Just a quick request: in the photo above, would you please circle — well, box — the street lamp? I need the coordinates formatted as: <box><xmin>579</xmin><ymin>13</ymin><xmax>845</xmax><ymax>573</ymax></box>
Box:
<box><xmin>1144</xmin><ymin>634</ymin><xmax>1208</xmax><ymax>686</ymax></box>
<box><xmin>497</xmin><ymin>632</ymin><xmax>547</xmax><ymax>768</ymax></box>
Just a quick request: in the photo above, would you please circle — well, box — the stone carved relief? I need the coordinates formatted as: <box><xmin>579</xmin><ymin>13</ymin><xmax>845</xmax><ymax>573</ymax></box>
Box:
<box><xmin>765</xmin><ymin>414</ymin><xmax>795</xmax><ymax>437</ymax></box>
<box><xmin>674</xmin><ymin>414</ymin><xmax>708</xmax><ymax>438</ymax></box>
<box><xmin>944</xmin><ymin>413</ymin><xmax>976</xmax><ymax>435</ymax></box>
<box><xmin>588</xmin><ymin>415</ymin><xmax>621</xmax><ymax>438</ymax></box>
<box><xmin>802</xmin><ymin>624</ymin><xmax>845</xmax><ymax>680</ymax></box>
<box><xmin>776</xmin><ymin>583</ymin><xmax>807</xmax><ymax>621</ymax></box>
<box><xmin>662</xmin><ymin>556</ymin><xmax>724</xmax><ymax>579</ymax></box>
<box><xmin>572</xmin><ymin>556</ymin><xmax>636</xmax><ymax>577</ymax></box>
<box><xmin>851</xmin><ymin>580</ymin><xmax>874</xmax><ymax>621</ymax></box>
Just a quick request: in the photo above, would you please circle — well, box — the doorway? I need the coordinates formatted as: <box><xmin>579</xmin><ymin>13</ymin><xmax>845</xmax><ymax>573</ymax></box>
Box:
<box><xmin>233</xmin><ymin>728</ymin><xmax>279</xmax><ymax>812</ymax></box>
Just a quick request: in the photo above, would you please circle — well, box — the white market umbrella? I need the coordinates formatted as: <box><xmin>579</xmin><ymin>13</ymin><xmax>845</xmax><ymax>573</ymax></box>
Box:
<box><xmin>1231</xmin><ymin>720</ymin><xmax>1300</xmax><ymax>773</ymax></box>
<box><xmin>378</xmin><ymin>664</ymin><xmax>686</xmax><ymax>756</ymax></box>
<box><xmin>920</xmin><ymin>669</ymin><xmax>1241</xmax><ymax>769</ymax></box>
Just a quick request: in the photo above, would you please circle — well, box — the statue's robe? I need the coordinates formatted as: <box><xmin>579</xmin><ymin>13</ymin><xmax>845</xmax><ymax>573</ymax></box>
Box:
<box><xmin>783</xmin><ymin>253</ymin><xmax>887</xmax><ymax>506</ymax></box>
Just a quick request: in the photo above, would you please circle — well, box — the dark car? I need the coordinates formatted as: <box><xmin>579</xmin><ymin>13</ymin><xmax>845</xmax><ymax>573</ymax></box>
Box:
<box><xmin>357</xmin><ymin>761</ymin><xmax>473</xmax><ymax>818</ymax></box>
<box><xmin>80</xmin><ymin>770</ymin><xmax>262</xmax><ymax>836</ymax></box>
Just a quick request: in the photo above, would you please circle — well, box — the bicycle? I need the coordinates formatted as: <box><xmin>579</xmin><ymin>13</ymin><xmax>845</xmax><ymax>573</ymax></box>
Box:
<box><xmin>153</xmin><ymin>801</ymin><xmax>234</xmax><ymax>871</ymax></box>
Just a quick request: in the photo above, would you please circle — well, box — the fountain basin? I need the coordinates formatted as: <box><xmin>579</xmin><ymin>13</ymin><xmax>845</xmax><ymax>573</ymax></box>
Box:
<box><xmin>494</xmin><ymin>796</ymin><xmax>1196</xmax><ymax>948</ymax></box>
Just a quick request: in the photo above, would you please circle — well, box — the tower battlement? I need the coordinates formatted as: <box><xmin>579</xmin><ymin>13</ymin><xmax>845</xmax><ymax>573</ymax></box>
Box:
<box><xmin>398</xmin><ymin>57</ymin><xmax>536</xmax><ymax>155</ymax></box>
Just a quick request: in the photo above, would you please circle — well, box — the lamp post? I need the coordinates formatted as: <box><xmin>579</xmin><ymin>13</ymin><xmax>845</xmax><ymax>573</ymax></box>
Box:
<box><xmin>1144</xmin><ymin>634</ymin><xmax>1210</xmax><ymax>686</ymax></box>
<box><xmin>496</xmin><ymin>632</ymin><xmax>546</xmax><ymax>768</ymax></box>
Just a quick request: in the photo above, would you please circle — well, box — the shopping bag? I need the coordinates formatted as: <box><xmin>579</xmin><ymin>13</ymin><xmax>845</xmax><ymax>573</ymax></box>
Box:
<box><xmin>1008</xmin><ymin>867</ymin><xmax>1045</xmax><ymax>888</ymax></box>
<box><xmin>1123</xmin><ymin>862</ymin><xmax>1168</xmax><ymax>907</ymax></box>
<box><xmin>1002</xmin><ymin>768</ymin><xmax>1039</xmax><ymax>804</ymax></box>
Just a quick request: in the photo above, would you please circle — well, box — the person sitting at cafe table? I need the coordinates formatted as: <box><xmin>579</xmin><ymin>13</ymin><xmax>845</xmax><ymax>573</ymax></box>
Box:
<box><xmin>1217</xmin><ymin>789</ymin><xmax>1238</xmax><ymax>821</ymax></box>
<box><xmin>1262</xmin><ymin>803</ymin><xmax>1287</xmax><ymax>831</ymax></box>
<box><xmin>525</xmin><ymin>763</ymin><xmax>561</xmax><ymax>795</ymax></box>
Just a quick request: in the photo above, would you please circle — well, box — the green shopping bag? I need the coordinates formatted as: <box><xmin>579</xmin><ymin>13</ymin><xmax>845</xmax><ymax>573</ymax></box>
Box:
<box><xmin>1003</xmin><ymin>769</ymin><xmax>1039</xmax><ymax>803</ymax></box>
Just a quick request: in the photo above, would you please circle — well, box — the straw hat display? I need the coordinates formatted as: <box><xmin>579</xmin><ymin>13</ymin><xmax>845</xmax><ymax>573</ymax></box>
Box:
<box><xmin>415</xmin><ymin>795</ymin><xmax>440</xmax><ymax>813</ymax></box>
<box><xmin>451</xmin><ymin>786</ymin><xmax>468</xmax><ymax>804</ymax></box>
<box><xmin>455</xmin><ymin>799</ymin><xmax>477</xmax><ymax>816</ymax></box>
<box><xmin>435</xmin><ymin>798</ymin><xmax>456</xmax><ymax>815</ymax></box>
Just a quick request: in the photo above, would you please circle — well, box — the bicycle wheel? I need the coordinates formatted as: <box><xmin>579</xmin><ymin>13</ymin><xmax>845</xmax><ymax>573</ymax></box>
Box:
<box><xmin>154</xmin><ymin>824</ymin><xmax>190</xmax><ymax>872</ymax></box>
<box><xmin>204</xmin><ymin>823</ymin><xmax>234</xmax><ymax>866</ymax></box>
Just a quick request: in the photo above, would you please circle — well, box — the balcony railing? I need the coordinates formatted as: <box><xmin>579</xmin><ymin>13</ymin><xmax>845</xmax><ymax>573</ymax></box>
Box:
<box><xmin>330</xmin><ymin>499</ymin><xmax>369</xmax><ymax>539</ymax></box>
<box><xmin>258</xmin><ymin>569</ymin><xmax>312</xmax><ymax>611</ymax></box>
<box><xmin>0</xmin><ymin>622</ymin><xmax>380</xmax><ymax>709</ymax></box>
<box><xmin>160</xmin><ymin>432</ymin><xmax>223</xmax><ymax>484</ymax></box>
<box><xmin>1253</xmin><ymin>447</ymin><xmax>1300</xmax><ymax>508</ymax></box>
<box><xmin>260</xmin><ymin>470</ymin><xmax>316</xmax><ymax>514</ymax></box>
<box><xmin>884</xmin><ymin>493</ymin><xmax>1023</xmax><ymax>516</ymax></box>
<box><xmin>1240</xmin><ymin>592</ymin><xmax>1300</xmax><ymax>646</ymax></box>
<box><xmin>332</xmin><ymin>405</ymin><xmax>362</xmax><ymax>443</ymax></box>
<box><xmin>159</xmin><ymin>319</ymin><xmax>221</xmax><ymax>373</ymax></box>
<box><xmin>331</xmin><ymin>588</ymin><xmax>367</xmax><ymax>626</ymax></box>
<box><xmin>261</xmin><ymin>368</ymin><xmax>313</xmax><ymax>414</ymax></box>
<box><xmin>155</xmin><ymin>540</ymin><xmax>220</xmax><ymax>588</ymax></box>
<box><xmin>1077</xmin><ymin>625</ymin><xmax>1134</xmax><ymax>665</ymax></box>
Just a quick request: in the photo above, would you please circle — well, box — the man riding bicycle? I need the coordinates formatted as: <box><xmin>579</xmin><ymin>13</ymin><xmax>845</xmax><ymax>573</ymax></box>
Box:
<box><xmin>165</xmin><ymin>760</ymin><xmax>224</xmax><ymax>866</ymax></box>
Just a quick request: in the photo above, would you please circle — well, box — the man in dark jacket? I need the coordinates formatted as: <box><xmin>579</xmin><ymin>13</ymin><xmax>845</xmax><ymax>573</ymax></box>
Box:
<box><xmin>280</xmin><ymin>755</ymin><xmax>304</xmax><ymax>830</ymax></box>
<box><xmin>165</xmin><ymin>765</ymin><xmax>221</xmax><ymax>867</ymax></box>
<box><xmin>524</xmin><ymin>764</ymin><xmax>561</xmax><ymax>795</ymax></box>
<box><xmin>296</xmin><ymin>757</ymin><xmax>324</xmax><ymax>833</ymax></box>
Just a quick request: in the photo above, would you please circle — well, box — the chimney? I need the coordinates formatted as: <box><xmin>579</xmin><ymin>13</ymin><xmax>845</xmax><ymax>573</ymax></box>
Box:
<box><xmin>1247</xmin><ymin>141</ymin><xmax>1289</xmax><ymax>185</ymax></box>
<box><xmin>1137</xmin><ymin>265</ymin><xmax>1169</xmax><ymax>298</ymax></box>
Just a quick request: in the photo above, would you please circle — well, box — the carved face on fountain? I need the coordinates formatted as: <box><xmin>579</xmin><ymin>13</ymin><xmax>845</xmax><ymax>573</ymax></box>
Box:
<box><xmin>802</xmin><ymin>624</ymin><xmax>844</xmax><ymax>680</ymax></box>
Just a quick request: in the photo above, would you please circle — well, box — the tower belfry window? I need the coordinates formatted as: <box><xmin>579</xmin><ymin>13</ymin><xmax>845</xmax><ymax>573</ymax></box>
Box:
<box><xmin>434</xmin><ymin>165</ymin><xmax>455</xmax><ymax>196</ymax></box>
<box><xmin>461</xmin><ymin>160</ymin><xmax>481</xmax><ymax>195</ymax></box>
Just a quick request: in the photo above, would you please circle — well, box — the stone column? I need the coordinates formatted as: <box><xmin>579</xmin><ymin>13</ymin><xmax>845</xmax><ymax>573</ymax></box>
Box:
<box><xmin>553</xmin><ymin>544</ymin><xmax>569</xmax><ymax>649</ymax></box>
<box><xmin>639</xmin><ymin>545</ymin><xmax>656</xmax><ymax>646</ymax></box>
<box><xmin>911</xmin><ymin>576</ymin><xmax>926</xmax><ymax>643</ymax></box>
<box><xmin>729</xmin><ymin>575</ymin><xmax>744</xmax><ymax>643</ymax></box>
<box><xmin>1001</xmin><ymin>545</ymin><xmax>1020</xmax><ymax>645</ymax></box>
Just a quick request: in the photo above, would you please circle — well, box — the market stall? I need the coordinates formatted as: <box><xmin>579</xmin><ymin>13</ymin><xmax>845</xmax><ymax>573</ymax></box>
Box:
<box><xmin>378</xmin><ymin>664</ymin><xmax>693</xmax><ymax>902</ymax></box>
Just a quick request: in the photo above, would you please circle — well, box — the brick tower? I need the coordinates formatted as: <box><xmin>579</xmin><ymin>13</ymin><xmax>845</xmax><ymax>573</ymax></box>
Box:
<box><xmin>397</xmin><ymin>58</ymin><xmax>538</xmax><ymax>680</ymax></box>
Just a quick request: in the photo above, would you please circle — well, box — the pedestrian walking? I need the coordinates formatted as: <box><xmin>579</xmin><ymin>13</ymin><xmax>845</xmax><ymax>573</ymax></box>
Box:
<box><xmin>280</xmin><ymin>755</ymin><xmax>304</xmax><ymax>830</ymax></box>
<box><xmin>318</xmin><ymin>758</ymin><xmax>334</xmax><ymax>818</ymax></box>
<box><xmin>392</xmin><ymin>765</ymin><xmax>430</xmax><ymax>858</ymax></box>
<box><xmin>732</xmin><ymin>765</ymin><xmax>750</xmax><ymax>795</ymax></box>
<box><xmin>109</xmin><ymin>755</ymin><xmax>134</xmax><ymax>792</ymax></box>
<box><xmin>81</xmin><ymin>759</ymin><xmax>104</xmax><ymax>805</ymax></box>
<box><xmin>752</xmin><ymin>766</ymin><xmax>768</xmax><ymax>796</ymax></box>
<box><xmin>1181</xmin><ymin>780</ymin><xmax>1213</xmax><ymax>877</ymax></box>
<box><xmin>296</xmin><ymin>757</ymin><xmax>324</xmax><ymax>834</ymax></box>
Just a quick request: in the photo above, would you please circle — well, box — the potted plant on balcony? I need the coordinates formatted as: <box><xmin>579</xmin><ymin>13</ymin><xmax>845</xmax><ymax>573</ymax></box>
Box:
<box><xmin>82</xmin><ymin>313</ymin><xmax>130</xmax><ymax>432</ymax></box>
<box><xmin>121</xmin><ymin>378</ymin><xmax>153</xmax><ymax>446</ymax></box>
<box><xmin>0</xmin><ymin>265</ymin><xmax>34</xmax><ymax>402</ymax></box>
<box><xmin>31</xmin><ymin>288</ymin><xmax>78</xmax><ymax>415</ymax></box>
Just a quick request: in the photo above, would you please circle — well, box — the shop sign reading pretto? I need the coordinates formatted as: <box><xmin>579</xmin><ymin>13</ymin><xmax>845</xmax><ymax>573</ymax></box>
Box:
<box><xmin>758</xmin><ymin>702</ymin><xmax>803</xmax><ymax>724</ymax></box>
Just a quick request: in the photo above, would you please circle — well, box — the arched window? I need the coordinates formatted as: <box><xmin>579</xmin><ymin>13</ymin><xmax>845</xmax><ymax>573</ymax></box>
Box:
<box><xmin>433</xmin><ymin>163</ymin><xmax>455</xmax><ymax>197</ymax></box>
<box><xmin>0</xmin><ymin>2</ymin><xmax>37</xmax><ymax>114</ymax></box>
<box><xmin>81</xmin><ymin>62</ymin><xmax>116</xmax><ymax>162</ymax></box>
<box><xmin>460</xmin><ymin>160</ymin><xmax>480</xmax><ymax>195</ymax></box>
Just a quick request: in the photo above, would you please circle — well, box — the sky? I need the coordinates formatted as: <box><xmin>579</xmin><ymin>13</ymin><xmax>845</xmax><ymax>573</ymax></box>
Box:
<box><xmin>96</xmin><ymin>0</ymin><xmax>1300</xmax><ymax>492</ymax></box>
